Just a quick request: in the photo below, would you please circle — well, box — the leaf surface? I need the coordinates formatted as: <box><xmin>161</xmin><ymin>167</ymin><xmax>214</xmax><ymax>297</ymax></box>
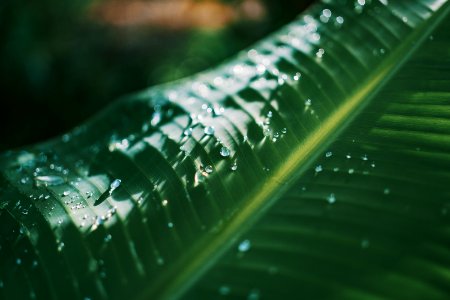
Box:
<box><xmin>0</xmin><ymin>1</ymin><xmax>449</xmax><ymax>299</ymax></box>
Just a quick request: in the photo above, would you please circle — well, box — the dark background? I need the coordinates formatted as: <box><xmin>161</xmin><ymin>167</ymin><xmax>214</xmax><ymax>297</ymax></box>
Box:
<box><xmin>0</xmin><ymin>0</ymin><xmax>313</xmax><ymax>152</ymax></box>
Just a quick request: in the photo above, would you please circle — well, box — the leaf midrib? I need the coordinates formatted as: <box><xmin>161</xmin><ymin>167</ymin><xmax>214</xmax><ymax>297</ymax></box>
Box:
<box><xmin>139</xmin><ymin>3</ymin><xmax>450</xmax><ymax>299</ymax></box>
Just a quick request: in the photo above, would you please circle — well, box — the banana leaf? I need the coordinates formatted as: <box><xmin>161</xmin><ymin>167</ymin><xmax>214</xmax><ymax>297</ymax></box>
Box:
<box><xmin>1</xmin><ymin>0</ymin><xmax>449</xmax><ymax>299</ymax></box>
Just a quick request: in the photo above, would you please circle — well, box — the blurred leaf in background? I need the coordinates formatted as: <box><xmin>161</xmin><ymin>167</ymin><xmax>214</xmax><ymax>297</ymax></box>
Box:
<box><xmin>0</xmin><ymin>0</ymin><xmax>313</xmax><ymax>151</ymax></box>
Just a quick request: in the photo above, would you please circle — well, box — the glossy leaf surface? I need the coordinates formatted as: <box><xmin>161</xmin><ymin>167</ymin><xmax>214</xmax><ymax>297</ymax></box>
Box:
<box><xmin>1</xmin><ymin>1</ymin><xmax>449</xmax><ymax>299</ymax></box>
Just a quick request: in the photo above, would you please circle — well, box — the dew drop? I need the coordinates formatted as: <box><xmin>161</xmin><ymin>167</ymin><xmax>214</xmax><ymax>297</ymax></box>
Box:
<box><xmin>348</xmin><ymin>168</ymin><xmax>355</xmax><ymax>174</ymax></box>
<box><xmin>361</xmin><ymin>154</ymin><xmax>368</xmax><ymax>161</ymax></box>
<box><xmin>248</xmin><ymin>289</ymin><xmax>261</xmax><ymax>300</ymax></box>
<box><xmin>57</xmin><ymin>241</ymin><xmax>65</xmax><ymax>252</ymax></box>
<box><xmin>361</xmin><ymin>238</ymin><xmax>370</xmax><ymax>249</ymax></box>
<box><xmin>322</xmin><ymin>8</ymin><xmax>331</xmax><ymax>18</ymax></box>
<box><xmin>151</xmin><ymin>111</ymin><xmax>162</xmax><ymax>126</ymax></box>
<box><xmin>104</xmin><ymin>234</ymin><xmax>112</xmax><ymax>242</ymax></box>
<box><xmin>157</xmin><ymin>257</ymin><xmax>165</xmax><ymax>265</ymax></box>
<box><xmin>219</xmin><ymin>285</ymin><xmax>230</xmax><ymax>296</ymax></box>
<box><xmin>238</xmin><ymin>239</ymin><xmax>251</xmax><ymax>252</ymax></box>
<box><xmin>327</xmin><ymin>193</ymin><xmax>336</xmax><ymax>204</ymax></box>
<box><xmin>62</xmin><ymin>134</ymin><xmax>71</xmax><ymax>143</ymax></box>
<box><xmin>316</xmin><ymin>48</ymin><xmax>325</xmax><ymax>59</ymax></box>
<box><xmin>315</xmin><ymin>165</ymin><xmax>323</xmax><ymax>173</ymax></box>
<box><xmin>109</xmin><ymin>179</ymin><xmax>121</xmax><ymax>195</ymax></box>
<box><xmin>34</xmin><ymin>175</ymin><xmax>64</xmax><ymax>187</ymax></box>
<box><xmin>204</xmin><ymin>126</ymin><xmax>215</xmax><ymax>136</ymax></box>
<box><xmin>325</xmin><ymin>151</ymin><xmax>333</xmax><ymax>158</ymax></box>
<box><xmin>335</xmin><ymin>16</ymin><xmax>344</xmax><ymax>27</ymax></box>
<box><xmin>162</xmin><ymin>200</ymin><xmax>168</xmax><ymax>206</ymax></box>
<box><xmin>16</xmin><ymin>258</ymin><xmax>22</xmax><ymax>265</ymax></box>
<box><xmin>383</xmin><ymin>188</ymin><xmax>390</xmax><ymax>195</ymax></box>
<box><xmin>263</xmin><ymin>127</ymin><xmax>271</xmax><ymax>137</ymax></box>
<box><xmin>230</xmin><ymin>162</ymin><xmax>238</xmax><ymax>171</ymax></box>
<box><xmin>220</xmin><ymin>147</ymin><xmax>231</xmax><ymax>157</ymax></box>
<box><xmin>293</xmin><ymin>72</ymin><xmax>301</xmax><ymax>81</ymax></box>
<box><xmin>62</xmin><ymin>191</ymin><xmax>70</xmax><ymax>197</ymax></box>
<box><xmin>204</xmin><ymin>165</ymin><xmax>213</xmax><ymax>174</ymax></box>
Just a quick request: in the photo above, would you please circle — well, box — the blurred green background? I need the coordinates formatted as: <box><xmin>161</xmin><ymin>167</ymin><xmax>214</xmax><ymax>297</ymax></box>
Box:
<box><xmin>0</xmin><ymin>0</ymin><xmax>313</xmax><ymax>151</ymax></box>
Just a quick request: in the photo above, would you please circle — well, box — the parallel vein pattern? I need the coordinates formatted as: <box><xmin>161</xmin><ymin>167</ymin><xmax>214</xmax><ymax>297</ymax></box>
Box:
<box><xmin>186</xmin><ymin>15</ymin><xmax>450</xmax><ymax>300</ymax></box>
<box><xmin>0</xmin><ymin>1</ymin><xmax>448</xmax><ymax>299</ymax></box>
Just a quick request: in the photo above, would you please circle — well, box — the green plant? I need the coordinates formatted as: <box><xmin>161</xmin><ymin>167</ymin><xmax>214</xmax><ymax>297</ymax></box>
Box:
<box><xmin>1</xmin><ymin>1</ymin><xmax>449</xmax><ymax>299</ymax></box>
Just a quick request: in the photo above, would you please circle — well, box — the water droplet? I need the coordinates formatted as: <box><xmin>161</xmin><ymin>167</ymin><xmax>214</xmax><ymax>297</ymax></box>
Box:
<box><xmin>248</xmin><ymin>289</ymin><xmax>260</xmax><ymax>300</ymax></box>
<box><xmin>346</xmin><ymin>153</ymin><xmax>351</xmax><ymax>159</ymax></box>
<box><xmin>316</xmin><ymin>48</ymin><xmax>325</xmax><ymax>59</ymax></box>
<box><xmin>281</xmin><ymin>127</ymin><xmax>287</xmax><ymax>134</ymax></box>
<box><xmin>162</xmin><ymin>200</ymin><xmax>168</xmax><ymax>206</ymax></box>
<box><xmin>62</xmin><ymin>134</ymin><xmax>71</xmax><ymax>143</ymax></box>
<box><xmin>151</xmin><ymin>111</ymin><xmax>162</xmax><ymax>126</ymax></box>
<box><xmin>383</xmin><ymin>188</ymin><xmax>390</xmax><ymax>195</ymax></box>
<box><xmin>325</xmin><ymin>151</ymin><xmax>333</xmax><ymax>158</ymax></box>
<box><xmin>220</xmin><ymin>147</ymin><xmax>231</xmax><ymax>157</ymax></box>
<box><xmin>361</xmin><ymin>238</ymin><xmax>370</xmax><ymax>249</ymax></box>
<box><xmin>156</xmin><ymin>256</ymin><xmax>165</xmax><ymax>265</ymax></box>
<box><xmin>322</xmin><ymin>8</ymin><xmax>331</xmax><ymax>18</ymax></box>
<box><xmin>230</xmin><ymin>162</ymin><xmax>238</xmax><ymax>171</ymax></box>
<box><xmin>34</xmin><ymin>175</ymin><xmax>64</xmax><ymax>187</ymax></box>
<box><xmin>16</xmin><ymin>258</ymin><xmax>22</xmax><ymax>265</ymax></box>
<box><xmin>183</xmin><ymin>128</ymin><xmax>193</xmax><ymax>136</ymax></box>
<box><xmin>263</xmin><ymin>127</ymin><xmax>271</xmax><ymax>137</ymax></box>
<box><xmin>104</xmin><ymin>234</ymin><xmax>112</xmax><ymax>243</ymax></box>
<box><xmin>305</xmin><ymin>99</ymin><xmax>312</xmax><ymax>107</ymax></box>
<box><xmin>167</xmin><ymin>222</ymin><xmax>174</xmax><ymax>228</ymax></box>
<box><xmin>109</xmin><ymin>138</ymin><xmax>130</xmax><ymax>151</ymax></box>
<box><xmin>219</xmin><ymin>285</ymin><xmax>230</xmax><ymax>296</ymax></box>
<box><xmin>361</xmin><ymin>154</ymin><xmax>368</xmax><ymax>161</ymax></box>
<box><xmin>348</xmin><ymin>168</ymin><xmax>355</xmax><ymax>174</ymax></box>
<box><xmin>62</xmin><ymin>191</ymin><xmax>70</xmax><ymax>197</ymax></box>
<box><xmin>293</xmin><ymin>72</ymin><xmax>301</xmax><ymax>81</ymax></box>
<box><xmin>204</xmin><ymin>165</ymin><xmax>213</xmax><ymax>174</ymax></box>
<box><xmin>238</xmin><ymin>239</ymin><xmax>251</xmax><ymax>252</ymax></box>
<box><xmin>335</xmin><ymin>16</ymin><xmax>344</xmax><ymax>27</ymax></box>
<box><xmin>57</xmin><ymin>241</ymin><xmax>65</xmax><ymax>252</ymax></box>
<box><xmin>315</xmin><ymin>165</ymin><xmax>323</xmax><ymax>173</ymax></box>
<box><xmin>109</xmin><ymin>179</ymin><xmax>121</xmax><ymax>195</ymax></box>
<box><xmin>327</xmin><ymin>193</ymin><xmax>336</xmax><ymax>204</ymax></box>
<box><xmin>204</xmin><ymin>126</ymin><xmax>215</xmax><ymax>136</ymax></box>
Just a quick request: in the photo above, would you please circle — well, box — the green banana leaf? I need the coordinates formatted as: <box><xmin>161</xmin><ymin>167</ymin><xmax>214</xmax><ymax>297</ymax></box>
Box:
<box><xmin>1</xmin><ymin>1</ymin><xmax>450</xmax><ymax>299</ymax></box>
